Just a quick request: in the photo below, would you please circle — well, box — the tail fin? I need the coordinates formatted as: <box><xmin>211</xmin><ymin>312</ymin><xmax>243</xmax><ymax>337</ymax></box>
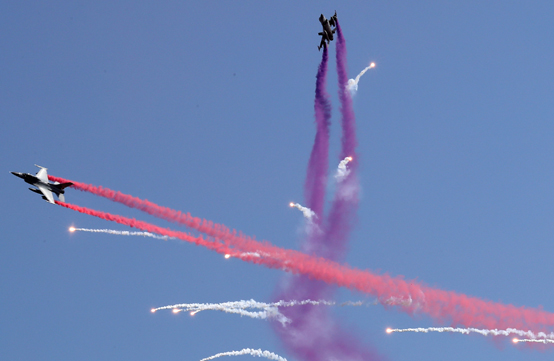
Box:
<box><xmin>59</xmin><ymin>182</ymin><xmax>73</xmax><ymax>190</ymax></box>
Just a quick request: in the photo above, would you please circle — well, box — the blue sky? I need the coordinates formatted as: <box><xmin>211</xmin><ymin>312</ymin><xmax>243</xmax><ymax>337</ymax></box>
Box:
<box><xmin>2</xmin><ymin>2</ymin><xmax>554</xmax><ymax>360</ymax></box>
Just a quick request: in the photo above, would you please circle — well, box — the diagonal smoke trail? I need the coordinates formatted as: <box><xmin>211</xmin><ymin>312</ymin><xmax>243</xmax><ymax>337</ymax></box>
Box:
<box><xmin>57</xmin><ymin>202</ymin><xmax>554</xmax><ymax>332</ymax></box>
<box><xmin>199</xmin><ymin>348</ymin><xmax>287</xmax><ymax>361</ymax></box>
<box><xmin>49</xmin><ymin>175</ymin><xmax>241</xmax><ymax>243</ymax></box>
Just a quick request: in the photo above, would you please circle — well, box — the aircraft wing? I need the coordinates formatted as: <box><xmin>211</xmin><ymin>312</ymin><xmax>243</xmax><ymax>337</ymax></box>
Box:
<box><xmin>35</xmin><ymin>165</ymin><xmax>48</xmax><ymax>183</ymax></box>
<box><xmin>37</xmin><ymin>183</ymin><xmax>55</xmax><ymax>204</ymax></box>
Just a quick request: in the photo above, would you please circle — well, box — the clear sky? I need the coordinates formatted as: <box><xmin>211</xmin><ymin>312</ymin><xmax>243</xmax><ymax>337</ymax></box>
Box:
<box><xmin>2</xmin><ymin>2</ymin><xmax>554</xmax><ymax>361</ymax></box>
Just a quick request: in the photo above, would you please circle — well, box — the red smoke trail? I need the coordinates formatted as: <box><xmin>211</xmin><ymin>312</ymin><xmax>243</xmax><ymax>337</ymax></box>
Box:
<box><xmin>49</xmin><ymin>175</ymin><xmax>241</xmax><ymax>242</ymax></box>
<box><xmin>57</xmin><ymin>200</ymin><xmax>554</xmax><ymax>333</ymax></box>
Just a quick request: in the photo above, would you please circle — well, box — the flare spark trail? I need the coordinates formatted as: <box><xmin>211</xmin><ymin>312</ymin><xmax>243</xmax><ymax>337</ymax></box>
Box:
<box><xmin>152</xmin><ymin>299</ymin><xmax>367</xmax><ymax>325</ymax></box>
<box><xmin>56</xmin><ymin>202</ymin><xmax>232</xmax><ymax>255</ymax></box>
<box><xmin>69</xmin><ymin>227</ymin><xmax>172</xmax><ymax>240</ymax></box>
<box><xmin>514</xmin><ymin>338</ymin><xmax>554</xmax><ymax>344</ymax></box>
<box><xmin>335</xmin><ymin>156</ymin><xmax>353</xmax><ymax>181</ymax></box>
<box><xmin>199</xmin><ymin>348</ymin><xmax>287</xmax><ymax>361</ymax></box>
<box><xmin>347</xmin><ymin>62</ymin><xmax>375</xmax><ymax>94</ymax></box>
<box><xmin>289</xmin><ymin>202</ymin><xmax>316</xmax><ymax>220</ymax></box>
<box><xmin>387</xmin><ymin>326</ymin><xmax>554</xmax><ymax>341</ymax></box>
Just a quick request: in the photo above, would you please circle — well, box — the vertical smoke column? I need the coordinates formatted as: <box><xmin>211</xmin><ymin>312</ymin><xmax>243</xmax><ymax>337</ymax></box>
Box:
<box><xmin>274</xmin><ymin>25</ymin><xmax>382</xmax><ymax>361</ymax></box>
<box><xmin>303</xmin><ymin>45</ymin><xmax>331</xmax><ymax>226</ymax></box>
<box><xmin>273</xmin><ymin>46</ymin><xmax>335</xmax><ymax>361</ymax></box>
<box><xmin>324</xmin><ymin>19</ymin><xmax>360</xmax><ymax>260</ymax></box>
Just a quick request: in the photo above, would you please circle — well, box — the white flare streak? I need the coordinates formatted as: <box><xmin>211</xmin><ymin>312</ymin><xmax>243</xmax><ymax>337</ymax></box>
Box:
<box><xmin>290</xmin><ymin>203</ymin><xmax>316</xmax><ymax>220</ymax></box>
<box><xmin>388</xmin><ymin>326</ymin><xmax>554</xmax><ymax>340</ymax></box>
<box><xmin>515</xmin><ymin>338</ymin><xmax>554</xmax><ymax>344</ymax></box>
<box><xmin>153</xmin><ymin>299</ymin><xmax>367</xmax><ymax>326</ymax></box>
<box><xmin>70</xmin><ymin>227</ymin><xmax>172</xmax><ymax>240</ymax></box>
<box><xmin>347</xmin><ymin>62</ymin><xmax>375</xmax><ymax>94</ymax></box>
<box><xmin>200</xmin><ymin>348</ymin><xmax>287</xmax><ymax>361</ymax></box>
<box><xmin>335</xmin><ymin>156</ymin><xmax>353</xmax><ymax>181</ymax></box>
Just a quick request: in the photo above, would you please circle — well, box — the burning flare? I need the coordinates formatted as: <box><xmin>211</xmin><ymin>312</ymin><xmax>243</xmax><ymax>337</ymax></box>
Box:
<box><xmin>289</xmin><ymin>202</ymin><xmax>316</xmax><ymax>220</ymax></box>
<box><xmin>347</xmin><ymin>62</ymin><xmax>376</xmax><ymax>94</ymax></box>
<box><xmin>335</xmin><ymin>156</ymin><xmax>353</xmax><ymax>181</ymax></box>
<box><xmin>513</xmin><ymin>338</ymin><xmax>554</xmax><ymax>344</ymax></box>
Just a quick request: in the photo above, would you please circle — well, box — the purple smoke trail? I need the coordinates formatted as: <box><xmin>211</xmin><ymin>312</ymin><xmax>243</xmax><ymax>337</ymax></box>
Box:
<box><xmin>323</xmin><ymin>19</ymin><xmax>360</xmax><ymax>260</ymax></box>
<box><xmin>303</xmin><ymin>45</ymin><xmax>331</xmax><ymax>225</ymax></box>
<box><xmin>273</xmin><ymin>24</ymin><xmax>384</xmax><ymax>361</ymax></box>
<box><xmin>273</xmin><ymin>46</ymin><xmax>338</xmax><ymax>361</ymax></box>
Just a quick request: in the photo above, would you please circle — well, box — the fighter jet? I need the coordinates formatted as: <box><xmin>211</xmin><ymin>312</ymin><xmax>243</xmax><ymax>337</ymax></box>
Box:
<box><xmin>11</xmin><ymin>165</ymin><xmax>73</xmax><ymax>204</ymax></box>
<box><xmin>318</xmin><ymin>11</ymin><xmax>338</xmax><ymax>51</ymax></box>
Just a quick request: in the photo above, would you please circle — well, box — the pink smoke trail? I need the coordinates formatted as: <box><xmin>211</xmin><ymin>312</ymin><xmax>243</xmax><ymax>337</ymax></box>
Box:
<box><xmin>57</xmin><ymin>200</ymin><xmax>554</xmax><ymax>333</ymax></box>
<box><xmin>49</xmin><ymin>175</ymin><xmax>243</xmax><ymax>242</ymax></box>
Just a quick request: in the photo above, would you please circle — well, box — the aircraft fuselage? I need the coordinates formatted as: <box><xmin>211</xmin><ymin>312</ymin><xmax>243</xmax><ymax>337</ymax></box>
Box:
<box><xmin>319</xmin><ymin>17</ymin><xmax>334</xmax><ymax>41</ymax></box>
<box><xmin>11</xmin><ymin>171</ymin><xmax>68</xmax><ymax>200</ymax></box>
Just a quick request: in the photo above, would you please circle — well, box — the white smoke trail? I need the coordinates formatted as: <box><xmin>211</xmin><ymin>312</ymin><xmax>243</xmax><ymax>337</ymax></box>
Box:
<box><xmin>335</xmin><ymin>156</ymin><xmax>353</xmax><ymax>181</ymax></box>
<box><xmin>386</xmin><ymin>326</ymin><xmax>554</xmax><ymax>341</ymax></box>
<box><xmin>152</xmin><ymin>299</ymin><xmax>367</xmax><ymax>326</ymax></box>
<box><xmin>514</xmin><ymin>338</ymin><xmax>554</xmax><ymax>344</ymax></box>
<box><xmin>200</xmin><ymin>348</ymin><xmax>287</xmax><ymax>361</ymax></box>
<box><xmin>69</xmin><ymin>227</ymin><xmax>172</xmax><ymax>240</ymax></box>
<box><xmin>347</xmin><ymin>62</ymin><xmax>376</xmax><ymax>95</ymax></box>
<box><xmin>153</xmin><ymin>299</ymin><xmax>289</xmax><ymax>325</ymax></box>
<box><xmin>289</xmin><ymin>202</ymin><xmax>316</xmax><ymax>220</ymax></box>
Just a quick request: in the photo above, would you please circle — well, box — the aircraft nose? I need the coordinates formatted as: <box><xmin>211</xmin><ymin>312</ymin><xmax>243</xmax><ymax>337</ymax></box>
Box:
<box><xmin>10</xmin><ymin>171</ymin><xmax>23</xmax><ymax>178</ymax></box>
